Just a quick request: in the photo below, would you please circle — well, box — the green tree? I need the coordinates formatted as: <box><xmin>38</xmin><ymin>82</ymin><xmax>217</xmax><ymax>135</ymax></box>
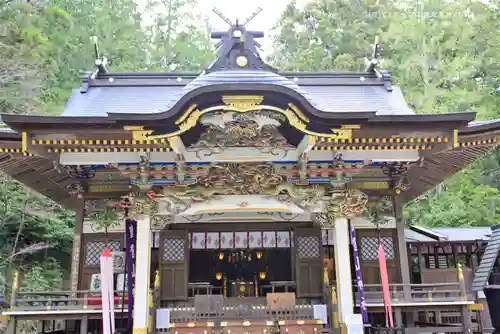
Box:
<box><xmin>382</xmin><ymin>0</ymin><xmax>500</xmax><ymax>117</ymax></box>
<box><xmin>269</xmin><ymin>0</ymin><xmax>393</xmax><ymax>71</ymax></box>
<box><xmin>143</xmin><ymin>0</ymin><xmax>214</xmax><ymax>72</ymax></box>
<box><xmin>0</xmin><ymin>0</ymin><xmax>215</xmax><ymax>292</ymax></box>
<box><xmin>270</xmin><ymin>0</ymin><xmax>500</xmax><ymax>228</ymax></box>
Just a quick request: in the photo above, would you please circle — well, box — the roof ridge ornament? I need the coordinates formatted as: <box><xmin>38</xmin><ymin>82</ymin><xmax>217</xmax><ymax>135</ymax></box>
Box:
<box><xmin>206</xmin><ymin>7</ymin><xmax>277</xmax><ymax>73</ymax></box>
<box><xmin>364</xmin><ymin>36</ymin><xmax>393</xmax><ymax>92</ymax></box>
<box><xmin>90</xmin><ymin>36</ymin><xmax>108</xmax><ymax>79</ymax></box>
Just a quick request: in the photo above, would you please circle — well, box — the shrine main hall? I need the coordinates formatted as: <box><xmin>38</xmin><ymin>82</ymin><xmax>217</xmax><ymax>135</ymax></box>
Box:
<box><xmin>1</xmin><ymin>19</ymin><xmax>500</xmax><ymax>334</ymax></box>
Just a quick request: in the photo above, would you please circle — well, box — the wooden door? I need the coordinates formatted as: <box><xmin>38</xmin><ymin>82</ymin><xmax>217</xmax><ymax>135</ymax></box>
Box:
<box><xmin>159</xmin><ymin>229</ymin><xmax>189</xmax><ymax>300</ymax></box>
<box><xmin>357</xmin><ymin>229</ymin><xmax>401</xmax><ymax>284</ymax></box>
<box><xmin>295</xmin><ymin>227</ymin><xmax>323</xmax><ymax>298</ymax></box>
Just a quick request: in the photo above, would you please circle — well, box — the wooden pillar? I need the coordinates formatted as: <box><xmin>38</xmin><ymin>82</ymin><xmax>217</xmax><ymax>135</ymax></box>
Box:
<box><xmin>80</xmin><ymin>316</ymin><xmax>88</xmax><ymax>334</ymax></box>
<box><xmin>5</xmin><ymin>317</ymin><xmax>16</xmax><ymax>334</ymax></box>
<box><xmin>70</xmin><ymin>199</ymin><xmax>85</xmax><ymax>293</ymax></box>
<box><xmin>333</xmin><ymin>217</ymin><xmax>353</xmax><ymax>324</ymax></box>
<box><xmin>394</xmin><ymin>307</ymin><xmax>403</xmax><ymax>327</ymax></box>
<box><xmin>452</xmin><ymin>242</ymin><xmax>458</xmax><ymax>267</ymax></box>
<box><xmin>468</xmin><ymin>244</ymin><xmax>476</xmax><ymax>272</ymax></box>
<box><xmin>133</xmin><ymin>215</ymin><xmax>152</xmax><ymax>334</ymax></box>
<box><xmin>417</xmin><ymin>244</ymin><xmax>425</xmax><ymax>279</ymax></box>
<box><xmin>394</xmin><ymin>197</ymin><xmax>411</xmax><ymax>300</ymax></box>
<box><xmin>435</xmin><ymin>310</ymin><xmax>442</xmax><ymax>325</ymax></box>
<box><xmin>458</xmin><ymin>263</ymin><xmax>473</xmax><ymax>333</ymax></box>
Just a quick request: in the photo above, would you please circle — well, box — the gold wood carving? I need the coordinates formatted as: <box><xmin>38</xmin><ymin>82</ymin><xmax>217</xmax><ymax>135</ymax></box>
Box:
<box><xmin>124</xmin><ymin>126</ymin><xmax>153</xmax><ymax>141</ymax></box>
<box><xmin>126</xmin><ymin>193</ymin><xmax>160</xmax><ymax>220</ymax></box>
<box><xmin>175</xmin><ymin>104</ymin><xmax>198</xmax><ymax>125</ymax></box>
<box><xmin>148</xmin><ymin>100</ymin><xmax>357</xmax><ymax>140</ymax></box>
<box><xmin>349</xmin><ymin>181</ymin><xmax>390</xmax><ymax>189</ymax></box>
<box><xmin>191</xmin><ymin>111</ymin><xmax>291</xmax><ymax>148</ymax></box>
<box><xmin>153</xmin><ymin>163</ymin><xmax>327</xmax><ymax>211</ymax></box>
<box><xmin>132</xmin><ymin>328</ymin><xmax>148</xmax><ymax>334</ymax></box>
<box><xmin>222</xmin><ymin>95</ymin><xmax>264</xmax><ymax>110</ymax></box>
<box><xmin>288</xmin><ymin>103</ymin><xmax>310</xmax><ymax>123</ymax></box>
<box><xmin>315</xmin><ymin>189</ymin><xmax>368</xmax><ymax>226</ymax></box>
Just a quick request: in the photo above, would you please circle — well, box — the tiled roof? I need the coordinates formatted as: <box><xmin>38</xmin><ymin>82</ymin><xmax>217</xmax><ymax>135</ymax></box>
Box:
<box><xmin>471</xmin><ymin>225</ymin><xmax>500</xmax><ymax>291</ymax></box>
<box><xmin>61</xmin><ymin>70</ymin><xmax>413</xmax><ymax>117</ymax></box>
<box><xmin>431</xmin><ymin>227</ymin><xmax>491</xmax><ymax>241</ymax></box>
<box><xmin>405</xmin><ymin>225</ymin><xmax>492</xmax><ymax>242</ymax></box>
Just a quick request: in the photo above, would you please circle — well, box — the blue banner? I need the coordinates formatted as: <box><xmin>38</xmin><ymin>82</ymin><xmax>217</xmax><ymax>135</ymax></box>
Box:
<box><xmin>349</xmin><ymin>223</ymin><xmax>368</xmax><ymax>323</ymax></box>
<box><xmin>125</xmin><ymin>219</ymin><xmax>137</xmax><ymax>333</ymax></box>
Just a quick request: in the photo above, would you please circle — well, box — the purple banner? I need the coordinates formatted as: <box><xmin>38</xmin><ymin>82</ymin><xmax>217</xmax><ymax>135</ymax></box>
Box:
<box><xmin>125</xmin><ymin>219</ymin><xmax>137</xmax><ymax>333</ymax></box>
<box><xmin>349</xmin><ymin>223</ymin><xmax>368</xmax><ymax>323</ymax></box>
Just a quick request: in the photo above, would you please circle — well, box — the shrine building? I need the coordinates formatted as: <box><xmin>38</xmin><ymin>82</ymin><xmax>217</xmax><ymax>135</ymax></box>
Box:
<box><xmin>1</xmin><ymin>19</ymin><xmax>500</xmax><ymax>334</ymax></box>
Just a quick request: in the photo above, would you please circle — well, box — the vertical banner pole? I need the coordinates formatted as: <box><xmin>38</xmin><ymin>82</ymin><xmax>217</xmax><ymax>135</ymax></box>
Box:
<box><xmin>125</xmin><ymin>219</ymin><xmax>137</xmax><ymax>333</ymax></box>
<box><xmin>349</xmin><ymin>223</ymin><xmax>368</xmax><ymax>323</ymax></box>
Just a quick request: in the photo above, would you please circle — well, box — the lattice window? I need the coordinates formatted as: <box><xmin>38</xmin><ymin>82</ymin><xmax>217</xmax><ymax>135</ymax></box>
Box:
<box><xmin>438</xmin><ymin>255</ymin><xmax>449</xmax><ymax>268</ymax></box>
<box><xmin>297</xmin><ymin>236</ymin><xmax>320</xmax><ymax>259</ymax></box>
<box><xmin>360</xmin><ymin>237</ymin><xmax>394</xmax><ymax>261</ymax></box>
<box><xmin>85</xmin><ymin>241</ymin><xmax>120</xmax><ymax>265</ymax></box>
<box><xmin>427</xmin><ymin>256</ymin><xmax>436</xmax><ymax>269</ymax></box>
<box><xmin>163</xmin><ymin>238</ymin><xmax>185</xmax><ymax>262</ymax></box>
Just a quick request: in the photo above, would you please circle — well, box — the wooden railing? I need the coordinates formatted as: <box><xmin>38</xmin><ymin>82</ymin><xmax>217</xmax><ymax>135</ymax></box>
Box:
<box><xmin>354</xmin><ymin>282</ymin><xmax>473</xmax><ymax>304</ymax></box>
<box><xmin>187</xmin><ymin>281</ymin><xmax>297</xmax><ymax>298</ymax></box>
<box><xmin>166</xmin><ymin>298</ymin><xmax>315</xmax><ymax>323</ymax></box>
<box><xmin>7</xmin><ymin>281</ymin><xmax>471</xmax><ymax>313</ymax></box>
<box><xmin>11</xmin><ymin>290</ymin><xmax>129</xmax><ymax>311</ymax></box>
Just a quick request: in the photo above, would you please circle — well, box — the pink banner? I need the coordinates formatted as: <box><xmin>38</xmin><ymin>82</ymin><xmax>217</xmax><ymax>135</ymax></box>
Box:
<box><xmin>100</xmin><ymin>248</ymin><xmax>115</xmax><ymax>334</ymax></box>
<box><xmin>378</xmin><ymin>238</ymin><xmax>394</xmax><ymax>327</ymax></box>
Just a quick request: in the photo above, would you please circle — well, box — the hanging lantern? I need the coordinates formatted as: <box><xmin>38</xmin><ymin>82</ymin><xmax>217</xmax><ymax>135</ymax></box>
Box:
<box><xmin>256</xmin><ymin>251</ymin><xmax>263</xmax><ymax>259</ymax></box>
<box><xmin>218</xmin><ymin>252</ymin><xmax>224</xmax><ymax>260</ymax></box>
<box><xmin>259</xmin><ymin>272</ymin><xmax>267</xmax><ymax>280</ymax></box>
<box><xmin>216</xmin><ymin>272</ymin><xmax>222</xmax><ymax>280</ymax></box>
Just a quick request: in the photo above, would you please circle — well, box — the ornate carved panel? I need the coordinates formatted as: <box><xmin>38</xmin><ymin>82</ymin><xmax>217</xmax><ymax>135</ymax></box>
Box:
<box><xmin>85</xmin><ymin>240</ymin><xmax>121</xmax><ymax>265</ymax></box>
<box><xmin>191</xmin><ymin>111</ymin><xmax>292</xmax><ymax>148</ymax></box>
<box><xmin>360</xmin><ymin>236</ymin><xmax>394</xmax><ymax>261</ymax></box>
<box><xmin>163</xmin><ymin>238</ymin><xmax>185</xmax><ymax>262</ymax></box>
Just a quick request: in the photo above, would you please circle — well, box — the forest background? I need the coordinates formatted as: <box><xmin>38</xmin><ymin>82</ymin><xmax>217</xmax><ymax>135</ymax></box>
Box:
<box><xmin>1</xmin><ymin>0</ymin><xmax>500</xmax><ymax>292</ymax></box>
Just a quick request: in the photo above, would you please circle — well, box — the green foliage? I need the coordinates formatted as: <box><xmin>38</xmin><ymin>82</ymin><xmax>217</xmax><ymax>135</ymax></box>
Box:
<box><xmin>269</xmin><ymin>0</ymin><xmax>391</xmax><ymax>71</ymax></box>
<box><xmin>270</xmin><ymin>0</ymin><xmax>500</xmax><ymax>228</ymax></box>
<box><xmin>0</xmin><ymin>0</ymin><xmax>214</xmax><ymax>291</ymax></box>
<box><xmin>405</xmin><ymin>153</ymin><xmax>500</xmax><ymax>227</ymax></box>
<box><xmin>91</xmin><ymin>206</ymin><xmax>119</xmax><ymax>232</ymax></box>
<box><xmin>20</xmin><ymin>260</ymin><xmax>64</xmax><ymax>292</ymax></box>
<box><xmin>143</xmin><ymin>0</ymin><xmax>215</xmax><ymax>72</ymax></box>
<box><xmin>0</xmin><ymin>175</ymin><xmax>74</xmax><ymax>288</ymax></box>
